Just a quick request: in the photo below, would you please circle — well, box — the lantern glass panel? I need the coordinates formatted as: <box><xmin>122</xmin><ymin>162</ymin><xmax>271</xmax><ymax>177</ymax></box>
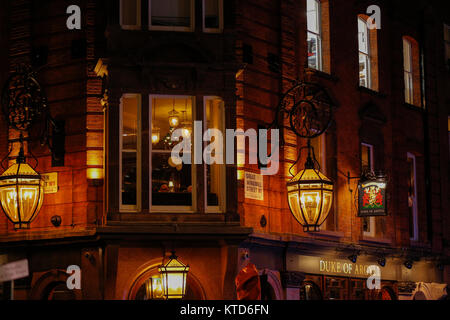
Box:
<box><xmin>0</xmin><ymin>163</ymin><xmax>43</xmax><ymax>228</ymax></box>
<box><xmin>159</xmin><ymin>256</ymin><xmax>189</xmax><ymax>299</ymax></box>
<box><xmin>287</xmin><ymin>168</ymin><xmax>333</xmax><ymax>231</ymax></box>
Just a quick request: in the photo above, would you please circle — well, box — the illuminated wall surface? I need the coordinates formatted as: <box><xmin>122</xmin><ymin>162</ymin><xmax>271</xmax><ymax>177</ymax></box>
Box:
<box><xmin>0</xmin><ymin>0</ymin><xmax>448</xmax><ymax>301</ymax></box>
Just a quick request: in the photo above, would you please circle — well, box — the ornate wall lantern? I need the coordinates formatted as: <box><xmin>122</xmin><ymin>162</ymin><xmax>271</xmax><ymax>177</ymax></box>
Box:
<box><xmin>0</xmin><ymin>143</ymin><xmax>43</xmax><ymax>229</ymax></box>
<box><xmin>287</xmin><ymin>142</ymin><xmax>334</xmax><ymax>232</ymax></box>
<box><xmin>272</xmin><ymin>78</ymin><xmax>335</xmax><ymax>232</ymax></box>
<box><xmin>158</xmin><ymin>251</ymin><xmax>190</xmax><ymax>299</ymax></box>
<box><xmin>0</xmin><ymin>65</ymin><xmax>64</xmax><ymax>229</ymax></box>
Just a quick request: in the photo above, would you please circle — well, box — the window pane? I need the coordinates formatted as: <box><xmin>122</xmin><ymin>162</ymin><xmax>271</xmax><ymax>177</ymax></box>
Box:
<box><xmin>403</xmin><ymin>39</ymin><xmax>412</xmax><ymax>72</ymax></box>
<box><xmin>308</xmin><ymin>32</ymin><xmax>320</xmax><ymax>69</ymax></box>
<box><xmin>359</xmin><ymin>53</ymin><xmax>369</xmax><ymax>88</ymax></box>
<box><xmin>204</xmin><ymin>0</ymin><xmax>220</xmax><ymax>29</ymax></box>
<box><xmin>121</xmin><ymin>0</ymin><xmax>139</xmax><ymax>26</ymax></box>
<box><xmin>307</xmin><ymin>0</ymin><xmax>320</xmax><ymax>34</ymax></box>
<box><xmin>122</xmin><ymin>96</ymin><xmax>139</xmax><ymax>206</ymax></box>
<box><xmin>407</xmin><ymin>156</ymin><xmax>416</xmax><ymax>238</ymax></box>
<box><xmin>151</xmin><ymin>0</ymin><xmax>191</xmax><ymax>27</ymax></box>
<box><xmin>151</xmin><ymin>97</ymin><xmax>193</xmax><ymax>207</ymax></box>
<box><xmin>404</xmin><ymin>71</ymin><xmax>413</xmax><ymax>104</ymax></box>
<box><xmin>206</xmin><ymin>98</ymin><xmax>224</xmax><ymax>208</ymax></box>
<box><xmin>358</xmin><ymin>18</ymin><xmax>369</xmax><ymax>54</ymax></box>
<box><xmin>361</xmin><ymin>144</ymin><xmax>372</xmax><ymax>172</ymax></box>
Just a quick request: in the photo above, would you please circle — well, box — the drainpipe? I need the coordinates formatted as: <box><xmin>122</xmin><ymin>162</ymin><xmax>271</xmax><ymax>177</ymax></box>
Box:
<box><xmin>419</xmin><ymin>9</ymin><xmax>433</xmax><ymax>243</ymax></box>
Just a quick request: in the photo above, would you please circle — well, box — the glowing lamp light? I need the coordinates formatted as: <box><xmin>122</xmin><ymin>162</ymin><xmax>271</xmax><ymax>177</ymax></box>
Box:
<box><xmin>168</xmin><ymin>109</ymin><xmax>180</xmax><ymax>128</ymax></box>
<box><xmin>181</xmin><ymin>126</ymin><xmax>191</xmax><ymax>139</ymax></box>
<box><xmin>87</xmin><ymin>168</ymin><xmax>103</xmax><ymax>180</ymax></box>
<box><xmin>158</xmin><ymin>251</ymin><xmax>190</xmax><ymax>300</ymax></box>
<box><xmin>145</xmin><ymin>275</ymin><xmax>164</xmax><ymax>300</ymax></box>
<box><xmin>287</xmin><ymin>167</ymin><xmax>334</xmax><ymax>232</ymax></box>
<box><xmin>152</xmin><ymin>127</ymin><xmax>161</xmax><ymax>144</ymax></box>
<box><xmin>0</xmin><ymin>151</ymin><xmax>44</xmax><ymax>229</ymax></box>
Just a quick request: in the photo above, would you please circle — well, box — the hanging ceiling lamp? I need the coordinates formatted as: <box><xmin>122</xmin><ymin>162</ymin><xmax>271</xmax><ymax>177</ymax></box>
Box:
<box><xmin>168</xmin><ymin>99</ymin><xmax>180</xmax><ymax>128</ymax></box>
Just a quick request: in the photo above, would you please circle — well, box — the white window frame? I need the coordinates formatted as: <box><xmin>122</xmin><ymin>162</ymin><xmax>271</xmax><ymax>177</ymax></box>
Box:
<box><xmin>361</xmin><ymin>143</ymin><xmax>376</xmax><ymax>237</ymax></box>
<box><xmin>149</xmin><ymin>95</ymin><xmax>197</xmax><ymax>213</ymax></box>
<box><xmin>403</xmin><ymin>38</ymin><xmax>414</xmax><ymax>104</ymax></box>
<box><xmin>120</xmin><ymin>0</ymin><xmax>142</xmax><ymax>30</ymax></box>
<box><xmin>149</xmin><ymin>0</ymin><xmax>195</xmax><ymax>32</ymax></box>
<box><xmin>119</xmin><ymin>94</ymin><xmax>142</xmax><ymax>212</ymax></box>
<box><xmin>204</xmin><ymin>96</ymin><xmax>226</xmax><ymax>213</ymax></box>
<box><xmin>306</xmin><ymin>0</ymin><xmax>322</xmax><ymax>71</ymax></box>
<box><xmin>358</xmin><ymin>17</ymin><xmax>371</xmax><ymax>89</ymax></box>
<box><xmin>407</xmin><ymin>153</ymin><xmax>419</xmax><ymax>241</ymax></box>
<box><xmin>203</xmin><ymin>0</ymin><xmax>223</xmax><ymax>33</ymax></box>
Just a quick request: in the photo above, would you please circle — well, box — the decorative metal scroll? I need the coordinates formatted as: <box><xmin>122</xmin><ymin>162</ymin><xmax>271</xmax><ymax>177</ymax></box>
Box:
<box><xmin>1</xmin><ymin>65</ymin><xmax>48</xmax><ymax>131</ymax></box>
<box><xmin>271</xmin><ymin>80</ymin><xmax>334</xmax><ymax>140</ymax></box>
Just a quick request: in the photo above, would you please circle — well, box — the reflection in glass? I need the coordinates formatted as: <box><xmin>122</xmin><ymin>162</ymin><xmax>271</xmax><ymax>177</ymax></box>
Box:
<box><xmin>151</xmin><ymin>0</ymin><xmax>191</xmax><ymax>28</ymax></box>
<box><xmin>121</xmin><ymin>95</ymin><xmax>139</xmax><ymax>207</ymax></box>
<box><xmin>151</xmin><ymin>97</ymin><xmax>193</xmax><ymax>207</ymax></box>
<box><xmin>205</xmin><ymin>98</ymin><xmax>224</xmax><ymax>209</ymax></box>
<box><xmin>204</xmin><ymin>0</ymin><xmax>220</xmax><ymax>29</ymax></box>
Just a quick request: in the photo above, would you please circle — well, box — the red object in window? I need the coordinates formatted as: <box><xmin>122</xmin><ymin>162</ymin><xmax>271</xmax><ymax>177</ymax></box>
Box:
<box><xmin>235</xmin><ymin>263</ymin><xmax>261</xmax><ymax>300</ymax></box>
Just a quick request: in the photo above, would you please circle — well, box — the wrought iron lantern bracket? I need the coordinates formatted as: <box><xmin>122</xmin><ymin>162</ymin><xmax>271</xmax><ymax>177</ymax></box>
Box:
<box><xmin>1</xmin><ymin>65</ymin><xmax>65</xmax><ymax>166</ymax></box>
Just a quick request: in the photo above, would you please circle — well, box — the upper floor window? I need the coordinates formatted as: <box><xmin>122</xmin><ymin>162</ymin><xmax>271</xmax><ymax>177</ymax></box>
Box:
<box><xmin>407</xmin><ymin>153</ymin><xmax>418</xmax><ymax>241</ymax></box>
<box><xmin>120</xmin><ymin>0</ymin><xmax>223</xmax><ymax>33</ymax></box>
<box><xmin>307</xmin><ymin>0</ymin><xmax>322</xmax><ymax>71</ymax></box>
<box><xmin>403</xmin><ymin>38</ymin><xmax>413</xmax><ymax>104</ymax></box>
<box><xmin>150</xmin><ymin>0</ymin><xmax>194</xmax><ymax>31</ymax></box>
<box><xmin>305</xmin><ymin>0</ymin><xmax>330</xmax><ymax>73</ymax></box>
<box><xmin>120</xmin><ymin>0</ymin><xmax>141</xmax><ymax>30</ymax></box>
<box><xmin>358</xmin><ymin>16</ymin><xmax>378</xmax><ymax>90</ymax></box>
<box><xmin>402</xmin><ymin>36</ymin><xmax>422</xmax><ymax>107</ymax></box>
<box><xmin>119</xmin><ymin>94</ymin><xmax>226</xmax><ymax>213</ymax></box>
<box><xmin>203</xmin><ymin>0</ymin><xmax>223</xmax><ymax>32</ymax></box>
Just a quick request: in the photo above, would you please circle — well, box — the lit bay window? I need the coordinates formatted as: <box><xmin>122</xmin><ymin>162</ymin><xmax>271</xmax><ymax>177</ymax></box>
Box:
<box><xmin>150</xmin><ymin>0</ymin><xmax>194</xmax><ymax>31</ymax></box>
<box><xmin>120</xmin><ymin>94</ymin><xmax>142</xmax><ymax>211</ymax></box>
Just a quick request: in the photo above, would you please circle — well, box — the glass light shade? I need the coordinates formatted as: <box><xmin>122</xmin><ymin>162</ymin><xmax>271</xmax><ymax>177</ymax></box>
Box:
<box><xmin>287</xmin><ymin>168</ymin><xmax>334</xmax><ymax>232</ymax></box>
<box><xmin>152</xmin><ymin>127</ymin><xmax>161</xmax><ymax>144</ymax></box>
<box><xmin>181</xmin><ymin>124</ymin><xmax>191</xmax><ymax>139</ymax></box>
<box><xmin>0</xmin><ymin>162</ymin><xmax>44</xmax><ymax>229</ymax></box>
<box><xmin>145</xmin><ymin>275</ymin><xmax>164</xmax><ymax>300</ymax></box>
<box><xmin>168</xmin><ymin>110</ymin><xmax>180</xmax><ymax>128</ymax></box>
<box><xmin>158</xmin><ymin>253</ymin><xmax>189</xmax><ymax>300</ymax></box>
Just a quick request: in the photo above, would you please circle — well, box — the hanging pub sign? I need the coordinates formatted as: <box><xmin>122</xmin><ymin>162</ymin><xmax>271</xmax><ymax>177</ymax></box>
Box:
<box><xmin>358</xmin><ymin>175</ymin><xmax>388</xmax><ymax>217</ymax></box>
